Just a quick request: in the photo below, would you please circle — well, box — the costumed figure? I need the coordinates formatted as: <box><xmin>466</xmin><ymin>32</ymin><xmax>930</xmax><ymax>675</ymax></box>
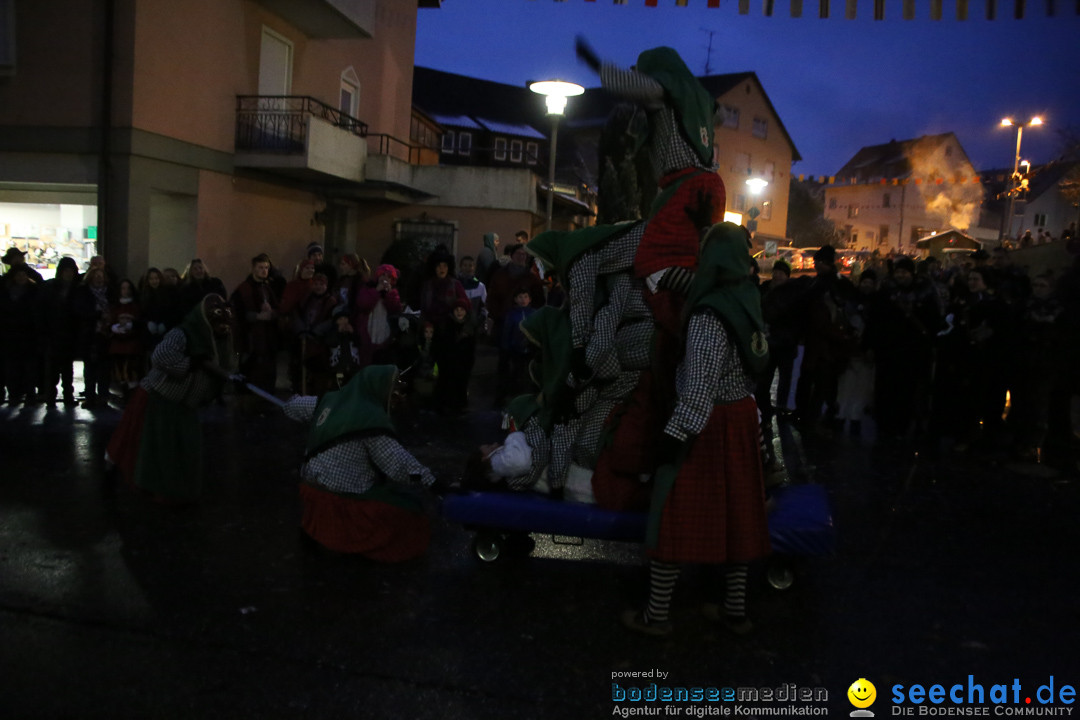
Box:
<box><xmin>105</xmin><ymin>294</ymin><xmax>236</xmax><ymax>503</ymax></box>
<box><xmin>622</xmin><ymin>223</ymin><xmax>771</xmax><ymax>638</ymax></box>
<box><xmin>282</xmin><ymin>365</ymin><xmax>438</xmax><ymax>562</ymax></box>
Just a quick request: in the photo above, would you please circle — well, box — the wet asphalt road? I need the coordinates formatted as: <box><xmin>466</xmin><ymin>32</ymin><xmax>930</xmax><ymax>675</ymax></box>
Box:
<box><xmin>2</xmin><ymin>347</ymin><xmax>1079</xmax><ymax>719</ymax></box>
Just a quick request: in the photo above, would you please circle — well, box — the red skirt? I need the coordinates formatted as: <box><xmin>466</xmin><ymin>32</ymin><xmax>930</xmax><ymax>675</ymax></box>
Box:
<box><xmin>634</xmin><ymin>169</ymin><xmax>726</xmax><ymax>278</ymax></box>
<box><xmin>299</xmin><ymin>483</ymin><xmax>430</xmax><ymax>563</ymax></box>
<box><xmin>105</xmin><ymin>386</ymin><xmax>150</xmax><ymax>487</ymax></box>
<box><xmin>650</xmin><ymin>396</ymin><xmax>770</xmax><ymax>565</ymax></box>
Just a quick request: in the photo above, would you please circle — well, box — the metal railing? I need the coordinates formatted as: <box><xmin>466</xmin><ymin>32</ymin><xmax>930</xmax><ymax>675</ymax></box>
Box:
<box><xmin>235</xmin><ymin>96</ymin><xmax>368</xmax><ymax>153</ymax></box>
<box><xmin>367</xmin><ymin>133</ymin><xmax>440</xmax><ymax>166</ymax></box>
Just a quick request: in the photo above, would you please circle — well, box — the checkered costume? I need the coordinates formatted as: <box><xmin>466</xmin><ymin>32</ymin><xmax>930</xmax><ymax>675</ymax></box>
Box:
<box><xmin>650</xmin><ymin>310</ymin><xmax>770</xmax><ymax>564</ymax></box>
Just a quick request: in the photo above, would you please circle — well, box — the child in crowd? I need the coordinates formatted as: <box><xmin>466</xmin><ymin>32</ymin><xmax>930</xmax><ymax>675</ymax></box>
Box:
<box><xmin>499</xmin><ymin>288</ymin><xmax>536</xmax><ymax>403</ymax></box>
<box><xmin>434</xmin><ymin>298</ymin><xmax>478</xmax><ymax>414</ymax></box>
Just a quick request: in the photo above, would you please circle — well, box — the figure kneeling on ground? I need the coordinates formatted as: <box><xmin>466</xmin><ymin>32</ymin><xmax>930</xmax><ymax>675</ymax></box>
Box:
<box><xmin>283</xmin><ymin>364</ymin><xmax>440</xmax><ymax>562</ymax></box>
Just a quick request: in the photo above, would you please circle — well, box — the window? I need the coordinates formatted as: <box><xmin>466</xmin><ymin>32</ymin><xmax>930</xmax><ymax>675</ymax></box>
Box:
<box><xmin>761</xmin><ymin>200</ymin><xmax>772</xmax><ymax>220</ymax></box>
<box><xmin>883</xmin><ymin>193</ymin><xmax>891</xmax><ymax>208</ymax></box>
<box><xmin>457</xmin><ymin>132</ymin><xmax>472</xmax><ymax>156</ymax></box>
<box><xmin>879</xmin><ymin>225</ymin><xmax>890</xmax><ymax>244</ymax></box>
<box><xmin>339</xmin><ymin>67</ymin><xmax>360</xmax><ymax>121</ymax></box>
<box><xmin>848</xmin><ymin>206</ymin><xmax>859</xmax><ymax>219</ymax></box>
<box><xmin>526</xmin><ymin>142</ymin><xmax>539</xmax><ymax>165</ymax></box>
<box><xmin>764</xmin><ymin>161</ymin><xmax>775</xmax><ymax>182</ymax></box>
<box><xmin>735</xmin><ymin>194</ymin><xmax>747</xmax><ymax>212</ymax></box>
<box><xmin>734</xmin><ymin>152</ymin><xmax>750</xmax><ymax>176</ymax></box>
<box><xmin>828</xmin><ymin>198</ymin><xmax>837</xmax><ymax>209</ymax></box>
<box><xmin>510</xmin><ymin>139</ymin><xmax>523</xmax><ymax>163</ymax></box>
<box><xmin>441</xmin><ymin>130</ymin><xmax>455</xmax><ymax>154</ymax></box>
<box><xmin>494</xmin><ymin>137</ymin><xmax>507</xmax><ymax>161</ymax></box>
<box><xmin>752</xmin><ymin>118</ymin><xmax>768</xmax><ymax>139</ymax></box>
<box><xmin>1034</xmin><ymin>213</ymin><xmax>1047</xmax><ymax>227</ymax></box>
<box><xmin>945</xmin><ymin>146</ymin><xmax>953</xmax><ymax>157</ymax></box>
<box><xmin>721</xmin><ymin>105</ymin><xmax>739</xmax><ymax>129</ymax></box>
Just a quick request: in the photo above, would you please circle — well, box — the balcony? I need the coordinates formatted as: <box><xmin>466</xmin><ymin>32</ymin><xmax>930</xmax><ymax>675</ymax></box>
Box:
<box><xmin>234</xmin><ymin>96</ymin><xmax>369</xmax><ymax>184</ymax></box>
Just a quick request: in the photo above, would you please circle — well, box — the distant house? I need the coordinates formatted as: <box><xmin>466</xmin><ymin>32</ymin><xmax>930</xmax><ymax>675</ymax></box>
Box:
<box><xmin>915</xmin><ymin>229</ymin><xmax>982</xmax><ymax>258</ymax></box>
<box><xmin>410</xmin><ymin>66</ymin><xmax>801</xmax><ymax>259</ymax></box>
<box><xmin>823</xmin><ymin>133</ymin><xmax>981</xmax><ymax>253</ymax></box>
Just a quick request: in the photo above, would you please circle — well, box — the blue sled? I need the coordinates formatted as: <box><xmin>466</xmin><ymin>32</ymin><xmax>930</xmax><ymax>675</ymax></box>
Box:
<box><xmin>443</xmin><ymin>484</ymin><xmax>835</xmax><ymax>588</ymax></box>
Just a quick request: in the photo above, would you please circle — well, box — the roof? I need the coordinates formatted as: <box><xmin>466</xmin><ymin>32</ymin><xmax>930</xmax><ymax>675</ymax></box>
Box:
<box><xmin>474</xmin><ymin>118</ymin><xmax>545</xmax><ymax>140</ymax></box>
<box><xmin>428</xmin><ymin>113</ymin><xmax>483</xmax><ymax>130</ymax></box>
<box><xmin>413</xmin><ymin>66</ymin><xmax>801</xmax><ymax>160</ymax></box>
<box><xmin>834</xmin><ymin>133</ymin><xmax>975</xmax><ymax>181</ymax></box>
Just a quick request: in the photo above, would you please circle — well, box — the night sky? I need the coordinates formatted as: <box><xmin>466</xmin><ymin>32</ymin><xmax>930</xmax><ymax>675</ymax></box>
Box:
<box><xmin>415</xmin><ymin>0</ymin><xmax>1080</xmax><ymax>178</ymax></box>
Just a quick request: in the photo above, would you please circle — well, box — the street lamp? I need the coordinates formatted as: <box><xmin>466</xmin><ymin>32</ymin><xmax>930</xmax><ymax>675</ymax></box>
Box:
<box><xmin>744</xmin><ymin>177</ymin><xmax>769</xmax><ymax>236</ymax></box>
<box><xmin>529</xmin><ymin>80</ymin><xmax>584</xmax><ymax>232</ymax></box>
<box><xmin>1000</xmin><ymin>116</ymin><xmax>1044</xmax><ymax>241</ymax></box>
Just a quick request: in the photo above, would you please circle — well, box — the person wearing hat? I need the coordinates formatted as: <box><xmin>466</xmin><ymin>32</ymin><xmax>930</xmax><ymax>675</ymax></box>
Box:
<box><xmin>2</xmin><ymin>247</ymin><xmax>44</xmax><ymax>284</ymax></box>
<box><xmin>305</xmin><ymin>241</ymin><xmax>337</xmax><ymax>285</ymax></box>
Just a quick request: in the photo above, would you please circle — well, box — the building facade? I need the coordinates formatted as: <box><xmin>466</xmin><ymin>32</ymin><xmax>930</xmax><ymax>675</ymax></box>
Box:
<box><xmin>0</xmin><ymin>0</ymin><xmax>440</xmax><ymax>288</ymax></box>
<box><xmin>823</xmin><ymin>133</ymin><xmax>982</xmax><ymax>253</ymax></box>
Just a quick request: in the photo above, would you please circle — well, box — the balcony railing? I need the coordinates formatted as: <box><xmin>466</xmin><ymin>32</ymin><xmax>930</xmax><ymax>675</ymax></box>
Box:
<box><xmin>235</xmin><ymin>95</ymin><xmax>368</xmax><ymax>154</ymax></box>
<box><xmin>367</xmin><ymin>133</ymin><xmax>440</xmax><ymax>166</ymax></box>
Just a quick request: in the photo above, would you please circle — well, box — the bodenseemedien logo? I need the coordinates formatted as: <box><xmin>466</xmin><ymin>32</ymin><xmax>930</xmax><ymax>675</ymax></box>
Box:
<box><xmin>848</xmin><ymin>678</ymin><xmax>877</xmax><ymax>717</ymax></box>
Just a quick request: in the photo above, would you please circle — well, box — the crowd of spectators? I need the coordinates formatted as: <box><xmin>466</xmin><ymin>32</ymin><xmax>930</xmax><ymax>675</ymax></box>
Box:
<box><xmin>3</xmin><ymin>232</ymin><xmax>1078</xmax><ymax>475</ymax></box>
<box><xmin>755</xmin><ymin>242</ymin><xmax>1080</xmax><ymax>473</ymax></box>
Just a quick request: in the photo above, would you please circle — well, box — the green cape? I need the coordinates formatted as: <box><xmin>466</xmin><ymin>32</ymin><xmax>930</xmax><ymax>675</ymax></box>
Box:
<box><xmin>635</xmin><ymin>46</ymin><xmax>715</xmax><ymax>167</ymax></box>
<box><xmin>684</xmin><ymin>223</ymin><xmax>769</xmax><ymax>377</ymax></box>
<box><xmin>519</xmin><ymin>306</ymin><xmax>573</xmax><ymax>432</ymax></box>
<box><xmin>305</xmin><ymin>365</ymin><xmax>398</xmax><ymax>457</ymax></box>
<box><xmin>505</xmin><ymin>393</ymin><xmax>541</xmax><ymax>431</ymax></box>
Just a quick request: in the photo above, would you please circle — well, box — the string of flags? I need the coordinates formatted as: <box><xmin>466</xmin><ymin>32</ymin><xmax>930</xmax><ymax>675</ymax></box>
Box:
<box><xmin>551</xmin><ymin>0</ymin><xmax>1077</xmax><ymax>19</ymax></box>
<box><xmin>797</xmin><ymin>174</ymin><xmax>989</xmax><ymax>185</ymax></box>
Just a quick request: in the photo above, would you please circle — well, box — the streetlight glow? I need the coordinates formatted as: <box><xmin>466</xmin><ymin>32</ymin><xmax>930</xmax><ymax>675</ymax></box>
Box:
<box><xmin>529</xmin><ymin>80</ymin><xmax>584</xmax><ymax>116</ymax></box>
<box><xmin>529</xmin><ymin>80</ymin><xmax>585</xmax><ymax>231</ymax></box>
<box><xmin>998</xmin><ymin>115</ymin><xmax>1046</xmax><ymax>241</ymax></box>
<box><xmin>745</xmin><ymin>177</ymin><xmax>769</xmax><ymax>194</ymax></box>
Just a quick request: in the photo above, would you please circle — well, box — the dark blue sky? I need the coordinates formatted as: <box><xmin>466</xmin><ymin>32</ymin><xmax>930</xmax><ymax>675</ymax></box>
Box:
<box><xmin>415</xmin><ymin>0</ymin><xmax>1079</xmax><ymax>178</ymax></box>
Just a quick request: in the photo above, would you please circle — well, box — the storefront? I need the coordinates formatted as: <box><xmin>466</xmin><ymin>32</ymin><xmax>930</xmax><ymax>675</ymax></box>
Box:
<box><xmin>0</xmin><ymin>202</ymin><xmax>98</xmax><ymax>279</ymax></box>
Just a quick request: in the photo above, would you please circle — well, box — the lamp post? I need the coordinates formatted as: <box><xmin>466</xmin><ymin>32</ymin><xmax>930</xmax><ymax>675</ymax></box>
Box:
<box><xmin>745</xmin><ymin>177</ymin><xmax>769</xmax><ymax>237</ymax></box>
<box><xmin>529</xmin><ymin>80</ymin><xmax>584</xmax><ymax>232</ymax></box>
<box><xmin>1000</xmin><ymin>116</ymin><xmax>1043</xmax><ymax>241</ymax></box>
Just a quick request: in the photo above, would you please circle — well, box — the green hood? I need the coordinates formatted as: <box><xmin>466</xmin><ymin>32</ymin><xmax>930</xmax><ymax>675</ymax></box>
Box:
<box><xmin>305</xmin><ymin>365</ymin><xmax>398</xmax><ymax>456</ymax></box>
<box><xmin>635</xmin><ymin>46</ymin><xmax>715</xmax><ymax>167</ymax></box>
<box><xmin>684</xmin><ymin>223</ymin><xmax>769</xmax><ymax>377</ymax></box>
<box><xmin>526</xmin><ymin>222</ymin><xmax>639</xmax><ymax>282</ymax></box>
<box><xmin>177</xmin><ymin>295</ymin><xmax>236</xmax><ymax>385</ymax></box>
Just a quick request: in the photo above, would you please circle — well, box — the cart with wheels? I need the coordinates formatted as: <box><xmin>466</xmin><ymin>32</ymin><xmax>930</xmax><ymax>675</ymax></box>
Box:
<box><xmin>443</xmin><ymin>483</ymin><xmax>835</xmax><ymax>586</ymax></box>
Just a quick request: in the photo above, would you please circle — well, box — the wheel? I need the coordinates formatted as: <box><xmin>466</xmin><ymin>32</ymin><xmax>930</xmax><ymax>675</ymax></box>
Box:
<box><xmin>766</xmin><ymin>558</ymin><xmax>795</xmax><ymax>590</ymax></box>
<box><xmin>472</xmin><ymin>532</ymin><xmax>504</xmax><ymax>563</ymax></box>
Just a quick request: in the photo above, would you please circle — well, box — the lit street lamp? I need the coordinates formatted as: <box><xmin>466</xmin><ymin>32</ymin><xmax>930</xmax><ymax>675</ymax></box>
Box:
<box><xmin>744</xmin><ymin>177</ymin><xmax>769</xmax><ymax>236</ymax></box>
<box><xmin>1000</xmin><ymin>116</ymin><xmax>1043</xmax><ymax>241</ymax></box>
<box><xmin>529</xmin><ymin>80</ymin><xmax>584</xmax><ymax>232</ymax></box>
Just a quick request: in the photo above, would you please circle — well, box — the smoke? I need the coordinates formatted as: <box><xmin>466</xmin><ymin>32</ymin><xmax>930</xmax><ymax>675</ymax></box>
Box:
<box><xmin>924</xmin><ymin>191</ymin><xmax>981</xmax><ymax>231</ymax></box>
<box><xmin>908</xmin><ymin>137</ymin><xmax>983</xmax><ymax>231</ymax></box>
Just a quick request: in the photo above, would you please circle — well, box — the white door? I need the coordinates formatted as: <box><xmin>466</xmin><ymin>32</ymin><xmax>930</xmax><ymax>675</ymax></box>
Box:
<box><xmin>258</xmin><ymin>28</ymin><xmax>292</xmax><ymax>97</ymax></box>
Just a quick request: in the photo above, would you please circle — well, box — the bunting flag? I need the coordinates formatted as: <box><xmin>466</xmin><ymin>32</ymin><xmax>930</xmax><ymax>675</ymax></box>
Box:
<box><xmin>537</xmin><ymin>0</ymin><xmax>1072</xmax><ymax>16</ymax></box>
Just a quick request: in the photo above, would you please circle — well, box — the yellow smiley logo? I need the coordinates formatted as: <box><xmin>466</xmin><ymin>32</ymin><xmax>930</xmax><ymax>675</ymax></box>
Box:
<box><xmin>847</xmin><ymin>678</ymin><xmax>876</xmax><ymax>708</ymax></box>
